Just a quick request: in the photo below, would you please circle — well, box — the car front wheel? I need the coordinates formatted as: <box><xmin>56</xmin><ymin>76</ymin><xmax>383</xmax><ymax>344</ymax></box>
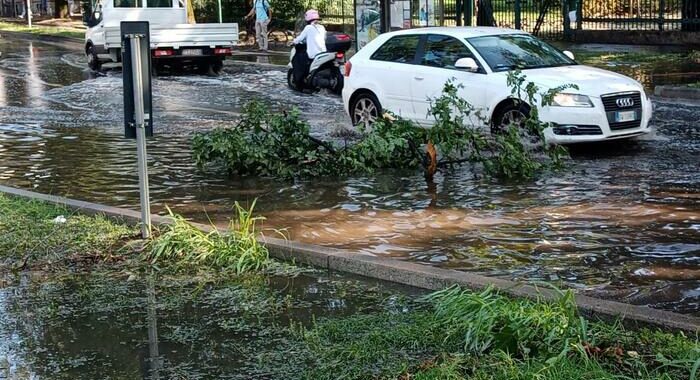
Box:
<box><xmin>351</xmin><ymin>92</ymin><xmax>381</xmax><ymax>126</ymax></box>
<box><xmin>492</xmin><ymin>102</ymin><xmax>530</xmax><ymax>135</ymax></box>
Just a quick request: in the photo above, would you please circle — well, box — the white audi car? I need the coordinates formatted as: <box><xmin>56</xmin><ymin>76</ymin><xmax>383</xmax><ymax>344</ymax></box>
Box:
<box><xmin>342</xmin><ymin>27</ymin><xmax>653</xmax><ymax>144</ymax></box>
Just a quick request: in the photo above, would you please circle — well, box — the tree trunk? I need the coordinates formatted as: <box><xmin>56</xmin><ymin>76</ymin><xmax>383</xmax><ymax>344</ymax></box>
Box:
<box><xmin>476</xmin><ymin>0</ymin><xmax>496</xmax><ymax>26</ymax></box>
<box><xmin>54</xmin><ymin>0</ymin><xmax>69</xmax><ymax>17</ymax></box>
<box><xmin>682</xmin><ymin>0</ymin><xmax>699</xmax><ymax>31</ymax></box>
<box><xmin>186</xmin><ymin>0</ymin><xmax>196</xmax><ymax>23</ymax></box>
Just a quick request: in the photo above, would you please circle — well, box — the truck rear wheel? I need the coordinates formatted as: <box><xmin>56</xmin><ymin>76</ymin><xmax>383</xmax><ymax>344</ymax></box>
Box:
<box><xmin>87</xmin><ymin>45</ymin><xmax>101</xmax><ymax>72</ymax></box>
<box><xmin>203</xmin><ymin>57</ymin><xmax>223</xmax><ymax>76</ymax></box>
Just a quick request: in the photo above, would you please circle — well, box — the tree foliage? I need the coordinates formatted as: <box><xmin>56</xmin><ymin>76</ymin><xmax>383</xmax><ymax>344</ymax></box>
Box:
<box><xmin>193</xmin><ymin>72</ymin><xmax>570</xmax><ymax>180</ymax></box>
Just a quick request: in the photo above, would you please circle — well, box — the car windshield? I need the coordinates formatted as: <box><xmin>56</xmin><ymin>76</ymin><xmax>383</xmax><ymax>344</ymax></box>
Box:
<box><xmin>467</xmin><ymin>34</ymin><xmax>575</xmax><ymax>72</ymax></box>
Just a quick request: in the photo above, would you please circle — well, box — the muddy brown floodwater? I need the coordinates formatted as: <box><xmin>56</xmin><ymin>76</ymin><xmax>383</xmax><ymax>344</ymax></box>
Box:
<box><xmin>1</xmin><ymin>35</ymin><xmax>699</xmax><ymax>315</ymax></box>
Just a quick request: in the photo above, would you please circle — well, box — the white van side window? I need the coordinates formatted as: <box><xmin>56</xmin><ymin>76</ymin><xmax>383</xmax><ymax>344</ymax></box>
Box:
<box><xmin>114</xmin><ymin>0</ymin><xmax>142</xmax><ymax>7</ymax></box>
<box><xmin>147</xmin><ymin>0</ymin><xmax>172</xmax><ymax>7</ymax></box>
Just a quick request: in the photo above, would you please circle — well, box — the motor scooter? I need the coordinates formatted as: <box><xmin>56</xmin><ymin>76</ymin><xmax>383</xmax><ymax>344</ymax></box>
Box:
<box><xmin>287</xmin><ymin>33</ymin><xmax>352</xmax><ymax>94</ymax></box>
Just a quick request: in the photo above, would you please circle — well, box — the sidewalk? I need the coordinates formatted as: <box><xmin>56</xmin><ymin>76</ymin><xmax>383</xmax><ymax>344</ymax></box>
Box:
<box><xmin>0</xmin><ymin>16</ymin><xmax>85</xmax><ymax>29</ymax></box>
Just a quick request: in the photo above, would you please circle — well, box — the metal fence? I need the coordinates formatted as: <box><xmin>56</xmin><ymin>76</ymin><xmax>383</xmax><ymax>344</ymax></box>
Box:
<box><xmin>575</xmin><ymin>0</ymin><xmax>700</xmax><ymax>31</ymax></box>
<box><xmin>485</xmin><ymin>0</ymin><xmax>699</xmax><ymax>39</ymax></box>
<box><xmin>305</xmin><ymin>0</ymin><xmax>355</xmax><ymax>31</ymax></box>
<box><xmin>489</xmin><ymin>0</ymin><xmax>565</xmax><ymax>39</ymax></box>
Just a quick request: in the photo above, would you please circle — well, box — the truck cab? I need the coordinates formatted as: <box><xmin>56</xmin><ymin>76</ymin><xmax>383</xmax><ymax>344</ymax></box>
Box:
<box><xmin>84</xmin><ymin>0</ymin><xmax>238</xmax><ymax>74</ymax></box>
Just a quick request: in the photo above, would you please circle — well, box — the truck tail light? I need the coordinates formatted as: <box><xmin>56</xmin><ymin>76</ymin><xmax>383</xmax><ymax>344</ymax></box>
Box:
<box><xmin>214</xmin><ymin>48</ymin><xmax>232</xmax><ymax>55</ymax></box>
<box><xmin>153</xmin><ymin>49</ymin><xmax>174</xmax><ymax>57</ymax></box>
<box><xmin>344</xmin><ymin>61</ymin><xmax>352</xmax><ymax>77</ymax></box>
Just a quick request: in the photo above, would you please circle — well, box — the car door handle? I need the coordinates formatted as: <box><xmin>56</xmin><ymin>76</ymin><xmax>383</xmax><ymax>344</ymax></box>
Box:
<box><xmin>414</xmin><ymin>76</ymin><xmax>424</xmax><ymax>81</ymax></box>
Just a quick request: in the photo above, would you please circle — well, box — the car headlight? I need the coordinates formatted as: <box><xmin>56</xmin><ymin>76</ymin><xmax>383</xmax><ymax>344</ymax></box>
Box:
<box><xmin>551</xmin><ymin>93</ymin><xmax>594</xmax><ymax>107</ymax></box>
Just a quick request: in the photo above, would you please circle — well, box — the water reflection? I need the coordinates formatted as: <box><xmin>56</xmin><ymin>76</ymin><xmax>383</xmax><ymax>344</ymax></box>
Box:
<box><xmin>0</xmin><ymin>271</ymin><xmax>418</xmax><ymax>379</ymax></box>
<box><xmin>27</xmin><ymin>43</ymin><xmax>45</xmax><ymax>109</ymax></box>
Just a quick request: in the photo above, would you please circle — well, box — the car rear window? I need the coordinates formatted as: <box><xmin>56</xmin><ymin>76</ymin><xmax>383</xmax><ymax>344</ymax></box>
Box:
<box><xmin>370</xmin><ymin>35</ymin><xmax>420</xmax><ymax>64</ymax></box>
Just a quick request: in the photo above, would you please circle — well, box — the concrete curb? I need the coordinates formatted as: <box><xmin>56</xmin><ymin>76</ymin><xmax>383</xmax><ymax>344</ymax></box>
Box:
<box><xmin>1</xmin><ymin>184</ymin><xmax>698</xmax><ymax>334</ymax></box>
<box><xmin>655</xmin><ymin>85</ymin><xmax>700</xmax><ymax>100</ymax></box>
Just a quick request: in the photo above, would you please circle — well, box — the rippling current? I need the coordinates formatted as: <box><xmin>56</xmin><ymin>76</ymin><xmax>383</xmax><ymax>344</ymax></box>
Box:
<box><xmin>0</xmin><ymin>36</ymin><xmax>699</xmax><ymax>314</ymax></box>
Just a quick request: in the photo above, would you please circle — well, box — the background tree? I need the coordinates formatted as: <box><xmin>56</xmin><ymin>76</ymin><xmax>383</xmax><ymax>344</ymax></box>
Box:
<box><xmin>476</xmin><ymin>0</ymin><xmax>495</xmax><ymax>26</ymax></box>
<box><xmin>187</xmin><ymin>0</ymin><xmax>196</xmax><ymax>23</ymax></box>
<box><xmin>55</xmin><ymin>0</ymin><xmax>69</xmax><ymax>17</ymax></box>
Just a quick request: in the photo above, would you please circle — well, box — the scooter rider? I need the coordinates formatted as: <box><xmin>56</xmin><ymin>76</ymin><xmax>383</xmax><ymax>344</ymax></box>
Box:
<box><xmin>290</xmin><ymin>9</ymin><xmax>327</xmax><ymax>88</ymax></box>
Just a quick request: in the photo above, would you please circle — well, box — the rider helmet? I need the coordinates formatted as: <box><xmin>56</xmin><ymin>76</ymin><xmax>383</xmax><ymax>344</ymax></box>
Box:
<box><xmin>304</xmin><ymin>9</ymin><xmax>321</xmax><ymax>22</ymax></box>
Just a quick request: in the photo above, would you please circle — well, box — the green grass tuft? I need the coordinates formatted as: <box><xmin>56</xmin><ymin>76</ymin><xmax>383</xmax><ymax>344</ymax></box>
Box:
<box><xmin>424</xmin><ymin>285</ymin><xmax>582</xmax><ymax>357</ymax></box>
<box><xmin>297</xmin><ymin>285</ymin><xmax>699</xmax><ymax>380</ymax></box>
<box><xmin>145</xmin><ymin>201</ymin><xmax>270</xmax><ymax>273</ymax></box>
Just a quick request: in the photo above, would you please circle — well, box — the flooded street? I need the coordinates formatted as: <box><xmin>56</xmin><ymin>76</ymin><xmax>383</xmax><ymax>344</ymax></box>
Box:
<box><xmin>1</xmin><ymin>35</ymin><xmax>699</xmax><ymax>315</ymax></box>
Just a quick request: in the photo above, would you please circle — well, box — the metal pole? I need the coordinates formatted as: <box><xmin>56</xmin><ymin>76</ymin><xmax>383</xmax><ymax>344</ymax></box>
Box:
<box><xmin>218</xmin><ymin>0</ymin><xmax>222</xmax><ymax>23</ymax></box>
<box><xmin>576</xmin><ymin>0</ymin><xmax>582</xmax><ymax>30</ymax></box>
<box><xmin>26</xmin><ymin>0</ymin><xmax>31</xmax><ymax>28</ymax></box>
<box><xmin>130</xmin><ymin>35</ymin><xmax>152</xmax><ymax>239</ymax></box>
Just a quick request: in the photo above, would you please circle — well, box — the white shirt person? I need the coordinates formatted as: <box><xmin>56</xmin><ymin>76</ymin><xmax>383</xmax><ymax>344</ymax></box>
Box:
<box><xmin>293</xmin><ymin>10</ymin><xmax>327</xmax><ymax>59</ymax></box>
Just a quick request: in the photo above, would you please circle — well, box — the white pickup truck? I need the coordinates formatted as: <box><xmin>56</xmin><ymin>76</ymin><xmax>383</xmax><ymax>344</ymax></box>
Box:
<box><xmin>83</xmin><ymin>0</ymin><xmax>238</xmax><ymax>75</ymax></box>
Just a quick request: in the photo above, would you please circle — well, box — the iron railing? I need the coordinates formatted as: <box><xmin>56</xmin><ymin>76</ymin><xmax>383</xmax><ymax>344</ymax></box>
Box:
<box><xmin>575</xmin><ymin>0</ymin><xmax>700</xmax><ymax>31</ymax></box>
<box><xmin>489</xmin><ymin>0</ymin><xmax>566</xmax><ymax>39</ymax></box>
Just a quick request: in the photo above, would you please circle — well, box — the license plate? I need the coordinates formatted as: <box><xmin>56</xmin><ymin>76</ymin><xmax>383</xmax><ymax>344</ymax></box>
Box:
<box><xmin>181</xmin><ymin>49</ymin><xmax>202</xmax><ymax>56</ymax></box>
<box><xmin>615</xmin><ymin>110</ymin><xmax>637</xmax><ymax>123</ymax></box>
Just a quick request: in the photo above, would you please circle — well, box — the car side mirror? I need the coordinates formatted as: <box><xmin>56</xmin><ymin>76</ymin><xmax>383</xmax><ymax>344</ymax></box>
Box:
<box><xmin>455</xmin><ymin>57</ymin><xmax>479</xmax><ymax>72</ymax></box>
<box><xmin>563</xmin><ymin>50</ymin><xmax>575</xmax><ymax>60</ymax></box>
<box><xmin>82</xmin><ymin>12</ymin><xmax>90</xmax><ymax>25</ymax></box>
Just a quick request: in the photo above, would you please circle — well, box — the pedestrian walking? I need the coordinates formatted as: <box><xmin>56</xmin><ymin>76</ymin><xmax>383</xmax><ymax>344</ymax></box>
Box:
<box><xmin>245</xmin><ymin>0</ymin><xmax>272</xmax><ymax>52</ymax></box>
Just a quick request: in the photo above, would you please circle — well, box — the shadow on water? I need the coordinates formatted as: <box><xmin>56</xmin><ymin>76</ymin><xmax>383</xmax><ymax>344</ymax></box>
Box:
<box><xmin>0</xmin><ymin>36</ymin><xmax>699</xmax><ymax>314</ymax></box>
<box><xmin>0</xmin><ymin>270</ymin><xmax>422</xmax><ymax>378</ymax></box>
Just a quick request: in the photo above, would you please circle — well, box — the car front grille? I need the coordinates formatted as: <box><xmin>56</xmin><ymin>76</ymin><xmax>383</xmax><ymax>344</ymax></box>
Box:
<box><xmin>552</xmin><ymin>124</ymin><xmax>603</xmax><ymax>135</ymax></box>
<box><xmin>601</xmin><ymin>92</ymin><xmax>643</xmax><ymax>131</ymax></box>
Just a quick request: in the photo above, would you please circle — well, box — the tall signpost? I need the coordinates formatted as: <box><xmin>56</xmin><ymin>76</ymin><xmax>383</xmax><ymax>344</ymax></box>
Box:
<box><xmin>26</xmin><ymin>0</ymin><xmax>31</xmax><ymax>27</ymax></box>
<box><xmin>121</xmin><ymin>21</ymin><xmax>154</xmax><ymax>239</ymax></box>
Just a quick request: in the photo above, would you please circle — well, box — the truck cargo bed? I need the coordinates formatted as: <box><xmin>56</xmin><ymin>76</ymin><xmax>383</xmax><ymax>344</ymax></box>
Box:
<box><xmin>104</xmin><ymin>23</ymin><xmax>238</xmax><ymax>50</ymax></box>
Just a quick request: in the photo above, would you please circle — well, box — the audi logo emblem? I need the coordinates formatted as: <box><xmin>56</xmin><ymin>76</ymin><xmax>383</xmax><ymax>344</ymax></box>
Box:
<box><xmin>616</xmin><ymin>97</ymin><xmax>635</xmax><ymax>108</ymax></box>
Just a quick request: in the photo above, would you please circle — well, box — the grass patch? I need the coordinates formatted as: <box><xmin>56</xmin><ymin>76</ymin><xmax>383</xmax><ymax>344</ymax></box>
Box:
<box><xmin>0</xmin><ymin>21</ymin><xmax>84</xmax><ymax>39</ymax></box>
<box><xmin>145</xmin><ymin>201</ymin><xmax>270</xmax><ymax>273</ymax></box>
<box><xmin>0</xmin><ymin>193</ymin><xmax>136</xmax><ymax>267</ymax></box>
<box><xmin>0</xmin><ymin>194</ymin><xmax>270</xmax><ymax>273</ymax></box>
<box><xmin>294</xmin><ymin>286</ymin><xmax>700</xmax><ymax>380</ymax></box>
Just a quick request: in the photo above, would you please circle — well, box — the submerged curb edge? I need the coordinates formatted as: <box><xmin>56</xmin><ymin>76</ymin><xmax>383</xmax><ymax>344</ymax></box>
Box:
<box><xmin>1</xmin><ymin>184</ymin><xmax>698</xmax><ymax>335</ymax></box>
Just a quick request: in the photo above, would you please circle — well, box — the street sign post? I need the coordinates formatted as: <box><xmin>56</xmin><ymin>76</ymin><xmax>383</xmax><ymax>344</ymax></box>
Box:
<box><xmin>121</xmin><ymin>21</ymin><xmax>153</xmax><ymax>239</ymax></box>
<box><xmin>26</xmin><ymin>0</ymin><xmax>31</xmax><ymax>28</ymax></box>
